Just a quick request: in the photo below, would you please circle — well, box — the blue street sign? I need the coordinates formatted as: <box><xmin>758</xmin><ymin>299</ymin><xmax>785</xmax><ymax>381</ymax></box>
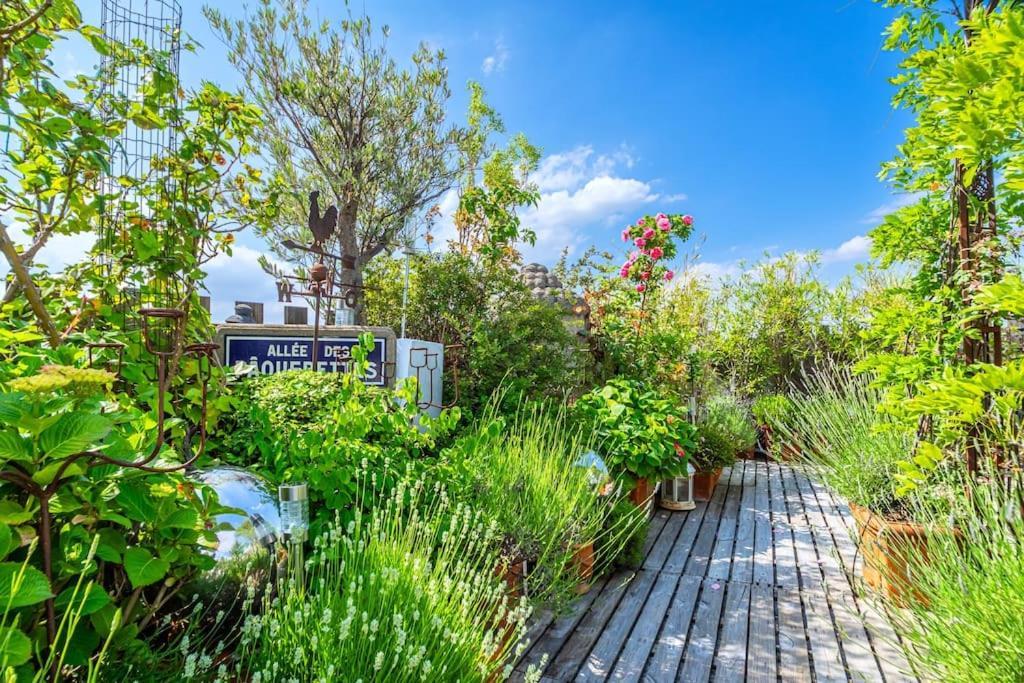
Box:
<box><xmin>222</xmin><ymin>335</ymin><xmax>387</xmax><ymax>385</ymax></box>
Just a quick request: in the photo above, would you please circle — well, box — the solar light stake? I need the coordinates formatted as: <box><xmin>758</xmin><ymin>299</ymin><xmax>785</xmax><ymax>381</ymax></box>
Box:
<box><xmin>278</xmin><ymin>483</ymin><xmax>309</xmax><ymax>542</ymax></box>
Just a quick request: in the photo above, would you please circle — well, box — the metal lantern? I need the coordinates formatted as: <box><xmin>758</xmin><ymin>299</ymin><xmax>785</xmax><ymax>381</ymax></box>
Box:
<box><xmin>660</xmin><ymin>463</ymin><xmax>697</xmax><ymax>511</ymax></box>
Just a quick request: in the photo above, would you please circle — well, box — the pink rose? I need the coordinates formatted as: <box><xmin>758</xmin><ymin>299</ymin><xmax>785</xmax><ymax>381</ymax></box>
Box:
<box><xmin>640</xmin><ymin>271</ymin><xmax>651</xmax><ymax>281</ymax></box>
<box><xmin>636</xmin><ymin>217</ymin><xmax>647</xmax><ymax>227</ymax></box>
<box><xmin>664</xmin><ymin>270</ymin><xmax>675</xmax><ymax>281</ymax></box>
<box><xmin>642</xmin><ymin>227</ymin><xmax>655</xmax><ymax>239</ymax></box>
<box><xmin>636</xmin><ymin>283</ymin><xmax>647</xmax><ymax>293</ymax></box>
<box><xmin>634</xmin><ymin>237</ymin><xmax>647</xmax><ymax>248</ymax></box>
<box><xmin>650</xmin><ymin>246</ymin><xmax>664</xmax><ymax>260</ymax></box>
<box><xmin>621</xmin><ymin>228</ymin><xmax>630</xmax><ymax>242</ymax></box>
<box><xmin>620</xmin><ymin>268</ymin><xmax>630</xmax><ymax>279</ymax></box>
<box><xmin>682</xmin><ymin>215</ymin><xmax>693</xmax><ymax>226</ymax></box>
<box><xmin>657</xmin><ymin>217</ymin><xmax>671</xmax><ymax>231</ymax></box>
<box><xmin>629</xmin><ymin>250</ymin><xmax>640</xmax><ymax>261</ymax></box>
<box><xmin>656</xmin><ymin>213</ymin><xmax>667</xmax><ymax>221</ymax></box>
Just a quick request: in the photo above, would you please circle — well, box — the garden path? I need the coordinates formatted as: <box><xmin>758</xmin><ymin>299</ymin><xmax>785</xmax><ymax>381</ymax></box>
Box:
<box><xmin>512</xmin><ymin>460</ymin><xmax>916</xmax><ymax>683</ymax></box>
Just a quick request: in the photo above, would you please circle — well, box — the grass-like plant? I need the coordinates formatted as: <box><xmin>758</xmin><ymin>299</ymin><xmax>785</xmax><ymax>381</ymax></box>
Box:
<box><xmin>703</xmin><ymin>394</ymin><xmax>757</xmax><ymax>453</ymax></box>
<box><xmin>443</xmin><ymin>403</ymin><xmax>640</xmax><ymax>609</ymax></box>
<box><xmin>770</xmin><ymin>365</ymin><xmax>912</xmax><ymax>516</ymax></box>
<box><xmin>892</xmin><ymin>477</ymin><xmax>1024</xmax><ymax>681</ymax></box>
<box><xmin>236</xmin><ymin>473</ymin><xmax>538</xmax><ymax>682</ymax></box>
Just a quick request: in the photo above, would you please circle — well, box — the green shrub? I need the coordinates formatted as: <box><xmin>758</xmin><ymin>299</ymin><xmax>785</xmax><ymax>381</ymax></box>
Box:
<box><xmin>235</xmin><ymin>473</ymin><xmax>535</xmax><ymax>682</ymax></box>
<box><xmin>703</xmin><ymin>394</ymin><xmax>757</xmax><ymax>452</ymax></box>
<box><xmin>893</xmin><ymin>481</ymin><xmax>1024</xmax><ymax>681</ymax></box>
<box><xmin>0</xmin><ymin>366</ymin><xmax>229</xmax><ymax>674</ymax></box>
<box><xmin>213</xmin><ymin>337</ymin><xmax>461</xmax><ymax>535</ymax></box>
<box><xmin>597</xmin><ymin>496</ymin><xmax>649</xmax><ymax>571</ymax></box>
<box><xmin>771</xmin><ymin>365</ymin><xmax>913</xmax><ymax>516</ymax></box>
<box><xmin>364</xmin><ymin>252</ymin><xmax>584</xmax><ymax>418</ymax></box>
<box><xmin>439</xmin><ymin>403</ymin><xmax>630</xmax><ymax>609</ymax></box>
<box><xmin>692</xmin><ymin>421</ymin><xmax>736</xmax><ymax>473</ymax></box>
<box><xmin>751</xmin><ymin>393</ymin><xmax>792</xmax><ymax>427</ymax></box>
<box><xmin>574</xmin><ymin>379</ymin><xmax>696</xmax><ymax>484</ymax></box>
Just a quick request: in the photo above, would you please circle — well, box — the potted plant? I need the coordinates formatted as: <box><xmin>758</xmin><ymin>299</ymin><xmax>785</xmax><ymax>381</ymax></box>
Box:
<box><xmin>575</xmin><ymin>379</ymin><xmax>696</xmax><ymax>515</ymax></box>
<box><xmin>691</xmin><ymin>421</ymin><xmax>735</xmax><ymax>500</ymax></box>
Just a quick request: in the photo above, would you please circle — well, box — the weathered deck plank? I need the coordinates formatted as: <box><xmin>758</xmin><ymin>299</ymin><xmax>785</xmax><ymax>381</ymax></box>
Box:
<box><xmin>520</xmin><ymin>461</ymin><xmax>915</xmax><ymax>682</ymax></box>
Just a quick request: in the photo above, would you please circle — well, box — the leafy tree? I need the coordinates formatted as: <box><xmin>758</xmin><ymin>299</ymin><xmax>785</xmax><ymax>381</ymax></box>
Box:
<box><xmin>446</xmin><ymin>82</ymin><xmax>541</xmax><ymax>265</ymax></box>
<box><xmin>206</xmin><ymin>0</ymin><xmax>466</xmax><ymax>321</ymax></box>
<box><xmin>872</xmin><ymin>0</ymin><xmax>1024</xmax><ymax>473</ymax></box>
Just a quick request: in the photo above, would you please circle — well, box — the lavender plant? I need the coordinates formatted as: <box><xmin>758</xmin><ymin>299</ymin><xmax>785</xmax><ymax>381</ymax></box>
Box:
<box><xmin>235</xmin><ymin>471</ymin><xmax>541</xmax><ymax>682</ymax></box>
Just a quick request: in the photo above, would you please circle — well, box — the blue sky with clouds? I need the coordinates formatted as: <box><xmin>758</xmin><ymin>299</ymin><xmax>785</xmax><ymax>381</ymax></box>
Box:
<box><xmin>18</xmin><ymin>0</ymin><xmax>918</xmax><ymax>322</ymax></box>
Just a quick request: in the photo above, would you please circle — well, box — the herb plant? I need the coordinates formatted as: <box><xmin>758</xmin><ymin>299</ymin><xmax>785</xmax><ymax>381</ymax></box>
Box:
<box><xmin>236</xmin><ymin>473</ymin><xmax>537</xmax><ymax>682</ymax></box>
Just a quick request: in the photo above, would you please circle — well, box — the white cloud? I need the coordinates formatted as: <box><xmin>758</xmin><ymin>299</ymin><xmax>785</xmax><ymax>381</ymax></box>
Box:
<box><xmin>822</xmin><ymin>234</ymin><xmax>871</xmax><ymax>264</ymax></box>
<box><xmin>663</xmin><ymin>193</ymin><xmax>688</xmax><ymax>203</ymax></box>
<box><xmin>685</xmin><ymin>260</ymin><xmax>740</xmax><ymax>284</ymax></box>
<box><xmin>529</xmin><ymin>145</ymin><xmax>636</xmax><ymax>193</ymax></box>
<box><xmin>421</xmin><ymin>144</ymin><xmax>684</xmax><ymax>263</ymax></box>
<box><xmin>481</xmin><ymin>38</ymin><xmax>509</xmax><ymax>75</ymax></box>
<box><xmin>860</xmin><ymin>192</ymin><xmax>923</xmax><ymax>225</ymax></box>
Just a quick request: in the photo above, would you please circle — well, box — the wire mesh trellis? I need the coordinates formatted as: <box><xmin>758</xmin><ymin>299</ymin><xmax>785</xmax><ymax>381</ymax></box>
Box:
<box><xmin>97</xmin><ymin>0</ymin><xmax>183</xmax><ymax>341</ymax></box>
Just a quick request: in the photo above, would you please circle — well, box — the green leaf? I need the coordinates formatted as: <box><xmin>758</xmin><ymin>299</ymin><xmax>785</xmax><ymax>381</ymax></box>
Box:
<box><xmin>38</xmin><ymin>412</ymin><xmax>111</xmax><ymax>460</ymax></box>
<box><xmin>116</xmin><ymin>484</ymin><xmax>156</xmax><ymax>523</ymax></box>
<box><xmin>0</xmin><ymin>431</ymin><xmax>31</xmax><ymax>463</ymax></box>
<box><xmin>0</xmin><ymin>626</ymin><xmax>31</xmax><ymax>667</ymax></box>
<box><xmin>0</xmin><ymin>395</ymin><xmax>24</xmax><ymax>424</ymax></box>
<box><xmin>0</xmin><ymin>526</ymin><xmax>13</xmax><ymax>561</ymax></box>
<box><xmin>0</xmin><ymin>501</ymin><xmax>32</xmax><ymax>526</ymax></box>
<box><xmin>32</xmin><ymin>459</ymin><xmax>84</xmax><ymax>487</ymax></box>
<box><xmin>0</xmin><ymin>563</ymin><xmax>52</xmax><ymax>608</ymax></box>
<box><xmin>123</xmin><ymin>547</ymin><xmax>168</xmax><ymax>588</ymax></box>
<box><xmin>55</xmin><ymin>583</ymin><xmax>111</xmax><ymax>616</ymax></box>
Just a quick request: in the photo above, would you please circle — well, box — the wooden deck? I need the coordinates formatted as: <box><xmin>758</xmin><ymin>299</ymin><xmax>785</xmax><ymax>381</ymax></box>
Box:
<box><xmin>514</xmin><ymin>460</ymin><xmax>916</xmax><ymax>682</ymax></box>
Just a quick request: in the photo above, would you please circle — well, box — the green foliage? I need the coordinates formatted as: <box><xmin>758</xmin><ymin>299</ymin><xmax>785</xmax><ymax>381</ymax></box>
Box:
<box><xmin>0</xmin><ymin>366</ymin><xmax>226</xmax><ymax>673</ymax></box>
<box><xmin>892</xmin><ymin>480</ymin><xmax>1024</xmax><ymax>682</ymax></box>
<box><xmin>235</xmin><ymin>474</ymin><xmax>533</xmax><ymax>682</ymax></box>
<box><xmin>452</xmin><ymin>83</ymin><xmax>541</xmax><ymax>264</ymax></box>
<box><xmin>709</xmin><ymin>253</ymin><xmax>858</xmax><ymax>398</ymax></box>
<box><xmin>702</xmin><ymin>394</ymin><xmax>756</xmax><ymax>453</ymax></box>
<box><xmin>597</xmin><ymin>496</ymin><xmax>649</xmax><ymax>571</ymax></box>
<box><xmin>751</xmin><ymin>394</ymin><xmax>792</xmax><ymax>426</ymax></box>
<box><xmin>364</xmin><ymin>252</ymin><xmax>585</xmax><ymax>416</ymax></box>
<box><xmin>206</xmin><ymin>0</ymin><xmax>467</xmax><ymax>318</ymax></box>
<box><xmin>770</xmin><ymin>365</ymin><xmax>918</xmax><ymax>516</ymax></box>
<box><xmin>214</xmin><ymin>335</ymin><xmax>461</xmax><ymax>535</ymax></box>
<box><xmin>574</xmin><ymin>379</ymin><xmax>696</xmax><ymax>483</ymax></box>
<box><xmin>692</xmin><ymin>423</ymin><xmax>735</xmax><ymax>474</ymax></box>
<box><xmin>439</xmin><ymin>404</ymin><xmax>624</xmax><ymax>609</ymax></box>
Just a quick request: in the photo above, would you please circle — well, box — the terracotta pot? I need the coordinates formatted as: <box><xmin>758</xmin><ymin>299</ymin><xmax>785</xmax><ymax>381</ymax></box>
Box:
<box><xmin>628</xmin><ymin>477</ymin><xmax>655</xmax><ymax>508</ymax></box>
<box><xmin>849</xmin><ymin>503</ymin><xmax>950</xmax><ymax>605</ymax></box>
<box><xmin>572</xmin><ymin>541</ymin><xmax>595</xmax><ymax>595</ymax></box>
<box><xmin>494</xmin><ymin>556</ymin><xmax>527</xmax><ymax>600</ymax></box>
<box><xmin>692</xmin><ymin>467</ymin><xmax>722</xmax><ymax>501</ymax></box>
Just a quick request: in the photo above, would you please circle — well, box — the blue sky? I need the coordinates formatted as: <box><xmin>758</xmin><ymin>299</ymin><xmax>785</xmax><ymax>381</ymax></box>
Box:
<box><xmin>26</xmin><ymin>0</ymin><xmax>916</xmax><ymax>322</ymax></box>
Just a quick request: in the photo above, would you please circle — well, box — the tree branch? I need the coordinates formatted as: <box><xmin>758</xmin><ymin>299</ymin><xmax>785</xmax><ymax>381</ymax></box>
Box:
<box><xmin>0</xmin><ymin>219</ymin><xmax>60</xmax><ymax>347</ymax></box>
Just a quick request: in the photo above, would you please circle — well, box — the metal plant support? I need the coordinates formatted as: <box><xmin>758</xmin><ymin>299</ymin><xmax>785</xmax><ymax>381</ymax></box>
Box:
<box><xmin>98</xmin><ymin>0</ymin><xmax>185</xmax><ymax>329</ymax></box>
